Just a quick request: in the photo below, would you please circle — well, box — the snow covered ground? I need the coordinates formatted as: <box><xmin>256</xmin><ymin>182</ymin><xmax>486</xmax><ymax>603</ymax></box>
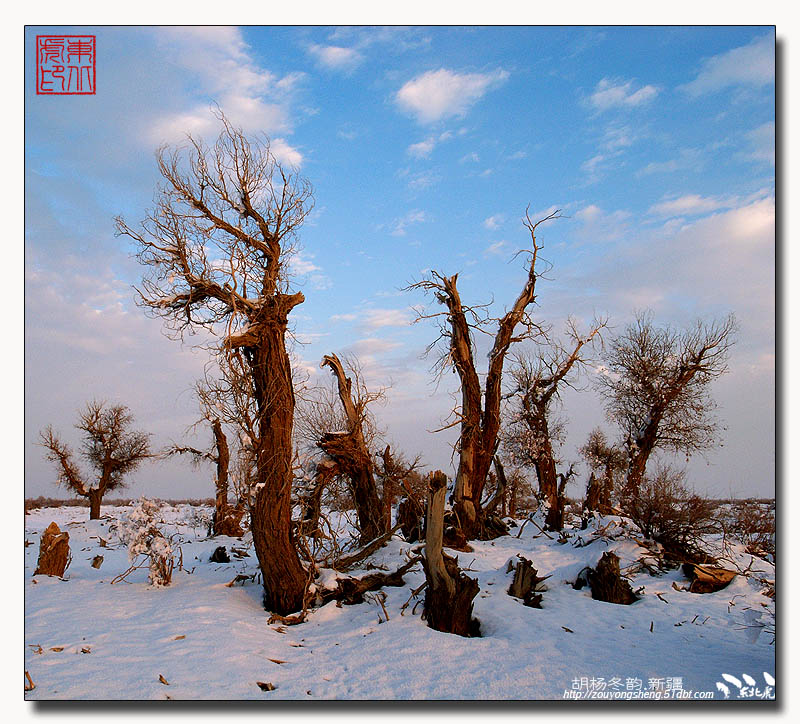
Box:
<box><xmin>24</xmin><ymin>502</ymin><xmax>775</xmax><ymax>701</ymax></box>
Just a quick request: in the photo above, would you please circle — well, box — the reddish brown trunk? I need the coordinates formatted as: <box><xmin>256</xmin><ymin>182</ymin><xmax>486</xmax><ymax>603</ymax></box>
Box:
<box><xmin>88</xmin><ymin>489</ymin><xmax>102</xmax><ymax>520</ymax></box>
<box><xmin>319</xmin><ymin>354</ymin><xmax>385</xmax><ymax>544</ymax></box>
<box><xmin>211</xmin><ymin>418</ymin><xmax>231</xmax><ymax>536</ymax></box>
<box><xmin>244</xmin><ymin>302</ymin><xmax>307</xmax><ymax>616</ymax></box>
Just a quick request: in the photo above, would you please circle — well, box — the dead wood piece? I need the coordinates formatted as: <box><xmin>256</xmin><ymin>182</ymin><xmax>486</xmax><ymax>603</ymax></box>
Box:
<box><xmin>332</xmin><ymin>523</ymin><xmax>401</xmax><ymax>571</ymax></box>
<box><xmin>587</xmin><ymin>552</ymin><xmax>638</xmax><ymax>605</ymax></box>
<box><xmin>209</xmin><ymin>546</ymin><xmax>230</xmax><ymax>563</ymax></box>
<box><xmin>257</xmin><ymin>681</ymin><xmax>276</xmax><ymax>691</ymax></box>
<box><xmin>318</xmin><ymin>557</ymin><xmax>420</xmax><ymax>606</ymax></box>
<box><xmin>682</xmin><ymin>563</ymin><xmax>737</xmax><ymax>594</ymax></box>
<box><xmin>422</xmin><ymin>471</ymin><xmax>480</xmax><ymax>637</ymax></box>
<box><xmin>24</xmin><ymin>671</ymin><xmax>35</xmax><ymax>692</ymax></box>
<box><xmin>507</xmin><ymin>555</ymin><xmax>549</xmax><ymax>608</ymax></box>
<box><xmin>91</xmin><ymin>555</ymin><xmax>103</xmax><ymax>569</ymax></box>
<box><xmin>34</xmin><ymin>522</ymin><xmax>71</xmax><ymax>577</ymax></box>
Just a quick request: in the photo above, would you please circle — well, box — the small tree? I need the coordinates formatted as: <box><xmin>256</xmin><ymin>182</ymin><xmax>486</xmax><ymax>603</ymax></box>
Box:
<box><xmin>40</xmin><ymin>401</ymin><xmax>151</xmax><ymax>519</ymax></box>
<box><xmin>598</xmin><ymin>312</ymin><xmax>736</xmax><ymax>500</ymax></box>
<box><xmin>503</xmin><ymin>318</ymin><xmax>605</xmax><ymax>528</ymax></box>
<box><xmin>579</xmin><ymin>427</ymin><xmax>626</xmax><ymax>514</ymax></box>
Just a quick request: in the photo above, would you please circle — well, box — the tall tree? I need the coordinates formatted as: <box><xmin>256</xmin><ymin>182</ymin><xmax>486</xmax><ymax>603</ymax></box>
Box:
<box><xmin>409</xmin><ymin>208</ymin><xmax>558</xmax><ymax>538</ymax></box>
<box><xmin>504</xmin><ymin>319</ymin><xmax>606</xmax><ymax>529</ymax></box>
<box><xmin>116</xmin><ymin>114</ymin><xmax>313</xmax><ymax>615</ymax></box>
<box><xmin>40</xmin><ymin>401</ymin><xmax>151</xmax><ymax>519</ymax></box>
<box><xmin>598</xmin><ymin>312</ymin><xmax>736</xmax><ymax>500</ymax></box>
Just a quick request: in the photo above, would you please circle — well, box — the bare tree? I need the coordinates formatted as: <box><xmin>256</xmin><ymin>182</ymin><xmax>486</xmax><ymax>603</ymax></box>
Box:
<box><xmin>40</xmin><ymin>401</ymin><xmax>151</xmax><ymax>519</ymax></box>
<box><xmin>598</xmin><ymin>312</ymin><xmax>736</xmax><ymax>501</ymax></box>
<box><xmin>503</xmin><ymin>318</ymin><xmax>606</xmax><ymax>529</ymax></box>
<box><xmin>408</xmin><ymin>208</ymin><xmax>559</xmax><ymax>539</ymax></box>
<box><xmin>166</xmin><ymin>411</ymin><xmax>244</xmax><ymax>538</ymax></box>
<box><xmin>115</xmin><ymin>114</ymin><xmax>313</xmax><ymax>615</ymax></box>
<box><xmin>579</xmin><ymin>427</ymin><xmax>626</xmax><ymax>514</ymax></box>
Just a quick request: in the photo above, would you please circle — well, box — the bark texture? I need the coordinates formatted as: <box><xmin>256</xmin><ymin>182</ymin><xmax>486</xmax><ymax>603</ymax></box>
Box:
<box><xmin>318</xmin><ymin>353</ymin><xmax>385</xmax><ymax>544</ymax></box>
<box><xmin>588</xmin><ymin>552</ymin><xmax>638</xmax><ymax>605</ymax></box>
<box><xmin>422</xmin><ymin>471</ymin><xmax>480</xmax><ymax>637</ymax></box>
<box><xmin>34</xmin><ymin>522</ymin><xmax>71</xmax><ymax>577</ymax></box>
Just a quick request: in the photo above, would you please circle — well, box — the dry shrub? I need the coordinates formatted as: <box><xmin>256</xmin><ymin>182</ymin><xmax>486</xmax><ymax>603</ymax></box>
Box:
<box><xmin>623</xmin><ymin>464</ymin><xmax>718</xmax><ymax>562</ymax></box>
<box><xmin>728</xmin><ymin>501</ymin><xmax>775</xmax><ymax>560</ymax></box>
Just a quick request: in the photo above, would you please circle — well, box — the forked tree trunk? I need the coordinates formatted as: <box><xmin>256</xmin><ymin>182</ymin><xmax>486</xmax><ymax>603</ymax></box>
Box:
<box><xmin>422</xmin><ymin>471</ymin><xmax>480</xmax><ymax>637</ymax></box>
<box><xmin>240</xmin><ymin>300</ymin><xmax>307</xmax><ymax>616</ymax></box>
<box><xmin>88</xmin><ymin>489</ymin><xmax>102</xmax><ymax>520</ymax></box>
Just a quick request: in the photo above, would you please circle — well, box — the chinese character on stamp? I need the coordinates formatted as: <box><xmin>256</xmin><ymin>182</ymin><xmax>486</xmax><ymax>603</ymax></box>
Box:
<box><xmin>36</xmin><ymin>35</ymin><xmax>96</xmax><ymax>95</ymax></box>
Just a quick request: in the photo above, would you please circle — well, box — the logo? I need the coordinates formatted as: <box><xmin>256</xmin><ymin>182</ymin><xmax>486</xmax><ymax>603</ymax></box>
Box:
<box><xmin>715</xmin><ymin>672</ymin><xmax>775</xmax><ymax>700</ymax></box>
<box><xmin>36</xmin><ymin>35</ymin><xmax>96</xmax><ymax>95</ymax></box>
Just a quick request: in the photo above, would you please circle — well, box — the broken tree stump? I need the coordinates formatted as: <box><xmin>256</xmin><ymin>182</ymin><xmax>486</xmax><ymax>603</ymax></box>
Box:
<box><xmin>507</xmin><ymin>555</ymin><xmax>549</xmax><ymax>608</ymax></box>
<box><xmin>34</xmin><ymin>522</ymin><xmax>71</xmax><ymax>577</ymax></box>
<box><xmin>682</xmin><ymin>563</ymin><xmax>737</xmax><ymax>594</ymax></box>
<box><xmin>588</xmin><ymin>551</ymin><xmax>638</xmax><ymax>605</ymax></box>
<box><xmin>422</xmin><ymin>471</ymin><xmax>480</xmax><ymax>637</ymax></box>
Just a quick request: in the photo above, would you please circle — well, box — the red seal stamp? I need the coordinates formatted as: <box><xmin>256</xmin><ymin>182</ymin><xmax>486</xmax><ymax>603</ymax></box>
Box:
<box><xmin>36</xmin><ymin>35</ymin><xmax>96</xmax><ymax>95</ymax></box>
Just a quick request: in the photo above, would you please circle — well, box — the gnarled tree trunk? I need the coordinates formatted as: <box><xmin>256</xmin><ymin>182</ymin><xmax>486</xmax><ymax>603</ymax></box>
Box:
<box><xmin>238</xmin><ymin>299</ymin><xmax>307</xmax><ymax>615</ymax></box>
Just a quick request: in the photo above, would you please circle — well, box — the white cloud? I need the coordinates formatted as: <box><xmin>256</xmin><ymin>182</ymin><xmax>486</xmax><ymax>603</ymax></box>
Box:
<box><xmin>391</xmin><ymin>210</ymin><xmax>427</xmax><ymax>236</ymax></box>
<box><xmin>638</xmin><ymin>148</ymin><xmax>703</xmax><ymax>176</ymax></box>
<box><xmin>648</xmin><ymin>194</ymin><xmax>728</xmax><ymax>218</ymax></box>
<box><xmin>147</xmin><ymin>28</ymin><xmax>305</xmax><ymax>166</ymax></box>
<box><xmin>395</xmin><ymin>68</ymin><xmax>509</xmax><ymax>124</ymax></box>
<box><xmin>588</xmin><ymin>78</ymin><xmax>659</xmax><ymax>111</ymax></box>
<box><xmin>329</xmin><ymin>313</ymin><xmax>357</xmax><ymax>323</ymax></box>
<box><xmin>744</xmin><ymin>122</ymin><xmax>775</xmax><ymax>166</ymax></box>
<box><xmin>407</xmin><ymin>139</ymin><xmax>436</xmax><ymax>159</ymax></box>
<box><xmin>307</xmin><ymin>43</ymin><xmax>363</xmax><ymax>71</ymax></box>
<box><xmin>484</xmin><ymin>240</ymin><xmax>508</xmax><ymax>256</ymax></box>
<box><xmin>362</xmin><ymin>308</ymin><xmax>412</xmax><ymax>329</ymax></box>
<box><xmin>680</xmin><ymin>34</ymin><xmax>774</xmax><ymax>96</ymax></box>
<box><xmin>483</xmin><ymin>214</ymin><xmax>504</xmax><ymax>230</ymax></box>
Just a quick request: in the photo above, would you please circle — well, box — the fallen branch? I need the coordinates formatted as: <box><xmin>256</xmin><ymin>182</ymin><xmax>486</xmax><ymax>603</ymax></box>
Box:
<box><xmin>330</xmin><ymin>523</ymin><xmax>402</xmax><ymax>571</ymax></box>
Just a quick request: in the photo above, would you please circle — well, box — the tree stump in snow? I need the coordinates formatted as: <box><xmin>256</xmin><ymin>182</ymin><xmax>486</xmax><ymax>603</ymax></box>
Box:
<box><xmin>422</xmin><ymin>471</ymin><xmax>480</xmax><ymax>637</ymax></box>
<box><xmin>507</xmin><ymin>555</ymin><xmax>548</xmax><ymax>608</ymax></box>
<box><xmin>34</xmin><ymin>522</ymin><xmax>70</xmax><ymax>577</ymax></box>
<box><xmin>588</xmin><ymin>551</ymin><xmax>638</xmax><ymax>605</ymax></box>
<box><xmin>209</xmin><ymin>546</ymin><xmax>230</xmax><ymax>563</ymax></box>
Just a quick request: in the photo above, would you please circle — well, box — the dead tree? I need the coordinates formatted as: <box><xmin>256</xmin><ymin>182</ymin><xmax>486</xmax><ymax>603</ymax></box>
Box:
<box><xmin>421</xmin><ymin>471</ymin><xmax>480</xmax><ymax>637</ymax></box>
<box><xmin>503</xmin><ymin>319</ymin><xmax>605</xmax><ymax>530</ymax></box>
<box><xmin>376</xmin><ymin>445</ymin><xmax>424</xmax><ymax>533</ymax></box>
<box><xmin>116</xmin><ymin>113</ymin><xmax>313</xmax><ymax>615</ymax></box>
<box><xmin>409</xmin><ymin>208</ymin><xmax>560</xmax><ymax>539</ymax></box>
<box><xmin>317</xmin><ymin>353</ymin><xmax>385</xmax><ymax>544</ymax></box>
<box><xmin>598</xmin><ymin>312</ymin><xmax>736</xmax><ymax>501</ymax></box>
<box><xmin>166</xmin><ymin>417</ymin><xmax>243</xmax><ymax>537</ymax></box>
<box><xmin>39</xmin><ymin>402</ymin><xmax>151</xmax><ymax>519</ymax></box>
<box><xmin>580</xmin><ymin>428</ymin><xmax>626</xmax><ymax>514</ymax></box>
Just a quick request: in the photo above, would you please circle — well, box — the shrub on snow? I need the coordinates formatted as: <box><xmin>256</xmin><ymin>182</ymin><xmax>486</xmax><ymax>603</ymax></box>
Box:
<box><xmin>118</xmin><ymin>497</ymin><xmax>174</xmax><ymax>586</ymax></box>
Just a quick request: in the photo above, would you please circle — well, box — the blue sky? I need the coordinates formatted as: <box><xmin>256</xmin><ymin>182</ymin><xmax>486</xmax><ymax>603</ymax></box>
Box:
<box><xmin>24</xmin><ymin>26</ymin><xmax>775</xmax><ymax>500</ymax></box>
